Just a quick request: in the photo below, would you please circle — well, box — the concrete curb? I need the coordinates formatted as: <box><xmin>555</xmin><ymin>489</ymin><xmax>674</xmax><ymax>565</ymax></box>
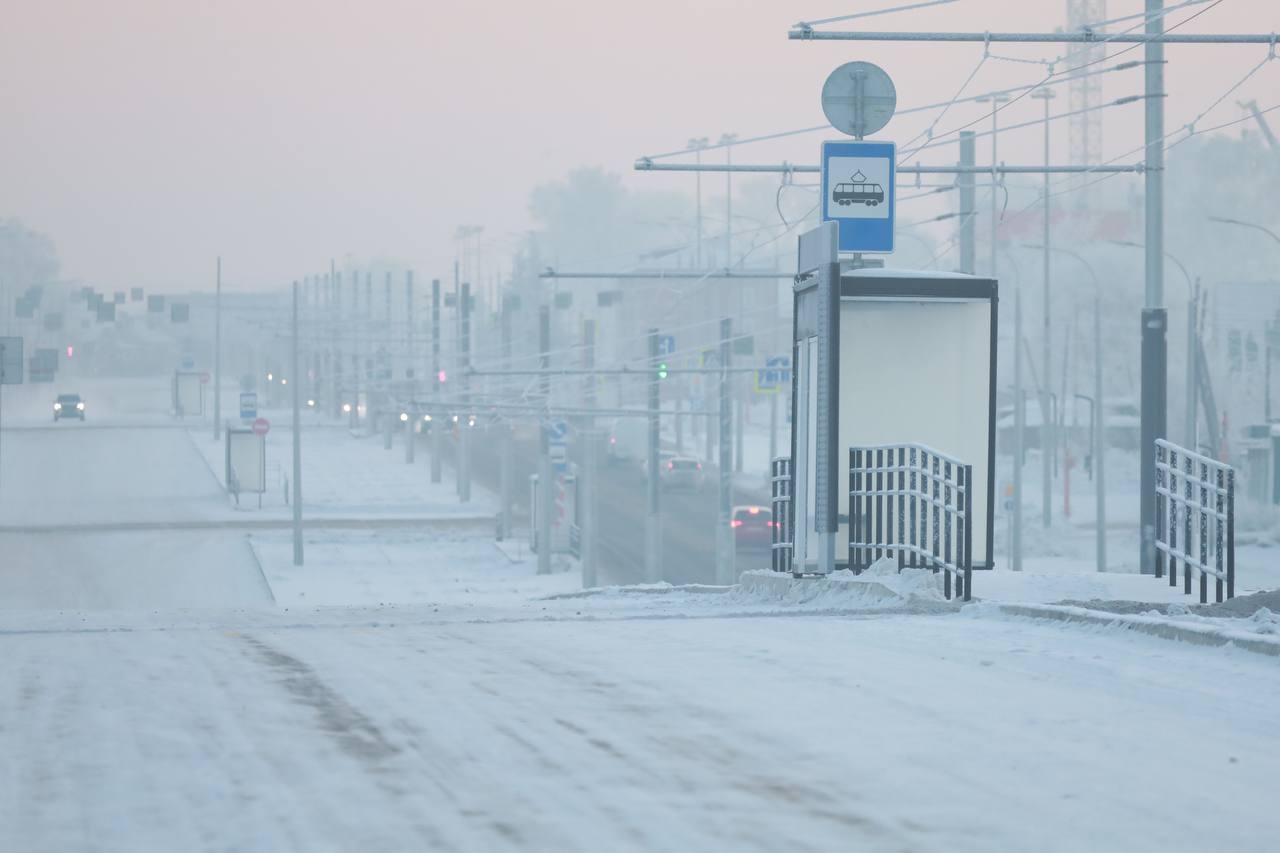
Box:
<box><xmin>995</xmin><ymin>603</ymin><xmax>1280</xmax><ymax>658</ymax></box>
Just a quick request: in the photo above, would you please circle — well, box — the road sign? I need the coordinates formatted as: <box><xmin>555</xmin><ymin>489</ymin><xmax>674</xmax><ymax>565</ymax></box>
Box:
<box><xmin>181</xmin><ymin>353</ymin><xmax>195</xmax><ymax>370</ymax></box>
<box><xmin>700</xmin><ymin>348</ymin><xmax>720</xmax><ymax>369</ymax></box>
<box><xmin>252</xmin><ymin>417</ymin><xmax>270</xmax><ymax>436</ymax></box>
<box><xmin>200</xmin><ymin>371</ymin><xmax>211</xmax><ymax>385</ymax></box>
<box><xmin>755</xmin><ymin>355</ymin><xmax>793</xmax><ymax>393</ymax></box>
<box><xmin>821</xmin><ymin>61</ymin><xmax>897</xmax><ymax>139</ymax></box>
<box><xmin>658</xmin><ymin>335</ymin><xmax>676</xmax><ymax>356</ymax></box>
<box><xmin>240</xmin><ymin>391</ymin><xmax>258</xmax><ymax>420</ymax></box>
<box><xmin>821</xmin><ymin>140</ymin><xmax>896</xmax><ymax>254</ymax></box>
<box><xmin>546</xmin><ymin>419</ymin><xmax>569</xmax><ymax>444</ymax></box>
<box><xmin>0</xmin><ymin>337</ymin><xmax>23</xmax><ymax>385</ymax></box>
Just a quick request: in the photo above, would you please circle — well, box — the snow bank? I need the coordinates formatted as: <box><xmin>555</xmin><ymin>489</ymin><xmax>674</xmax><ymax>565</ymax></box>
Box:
<box><xmin>732</xmin><ymin>560</ymin><xmax>960</xmax><ymax>613</ymax></box>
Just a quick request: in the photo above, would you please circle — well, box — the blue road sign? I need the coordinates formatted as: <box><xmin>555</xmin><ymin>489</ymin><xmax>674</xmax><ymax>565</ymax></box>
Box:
<box><xmin>755</xmin><ymin>355</ymin><xmax>792</xmax><ymax>393</ymax></box>
<box><xmin>181</xmin><ymin>353</ymin><xmax>195</xmax><ymax>370</ymax></box>
<box><xmin>546</xmin><ymin>419</ymin><xmax>570</xmax><ymax>445</ymax></box>
<box><xmin>821</xmin><ymin>140</ymin><xmax>895</xmax><ymax>254</ymax></box>
<box><xmin>658</xmin><ymin>335</ymin><xmax>676</xmax><ymax>357</ymax></box>
<box><xmin>239</xmin><ymin>391</ymin><xmax>258</xmax><ymax>420</ymax></box>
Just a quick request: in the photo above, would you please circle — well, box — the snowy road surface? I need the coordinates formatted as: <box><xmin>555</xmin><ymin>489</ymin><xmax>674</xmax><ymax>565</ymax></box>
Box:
<box><xmin>2</xmin><ymin>605</ymin><xmax>1276</xmax><ymax>852</ymax></box>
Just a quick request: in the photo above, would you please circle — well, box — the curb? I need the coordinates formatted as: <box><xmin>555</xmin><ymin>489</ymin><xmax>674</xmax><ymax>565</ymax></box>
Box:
<box><xmin>995</xmin><ymin>603</ymin><xmax>1280</xmax><ymax>658</ymax></box>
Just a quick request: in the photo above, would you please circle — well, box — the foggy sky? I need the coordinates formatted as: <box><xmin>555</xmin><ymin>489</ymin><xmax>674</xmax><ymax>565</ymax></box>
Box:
<box><xmin>1</xmin><ymin>0</ymin><xmax>1276</xmax><ymax>291</ymax></box>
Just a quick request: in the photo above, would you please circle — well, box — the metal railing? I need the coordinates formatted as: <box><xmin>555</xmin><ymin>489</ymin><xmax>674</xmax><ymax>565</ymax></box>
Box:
<box><xmin>849</xmin><ymin>444</ymin><xmax>973</xmax><ymax>601</ymax></box>
<box><xmin>1155</xmin><ymin>439</ymin><xmax>1235</xmax><ymax>603</ymax></box>
<box><xmin>770</xmin><ymin>457</ymin><xmax>793</xmax><ymax>574</ymax></box>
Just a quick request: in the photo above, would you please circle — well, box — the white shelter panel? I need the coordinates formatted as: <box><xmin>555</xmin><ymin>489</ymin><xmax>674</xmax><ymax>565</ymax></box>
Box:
<box><xmin>838</xmin><ymin>297</ymin><xmax>993</xmax><ymax>566</ymax></box>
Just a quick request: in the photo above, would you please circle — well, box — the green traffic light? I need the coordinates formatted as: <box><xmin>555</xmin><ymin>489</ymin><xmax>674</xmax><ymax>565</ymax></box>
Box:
<box><xmin>657</xmin><ymin>362</ymin><xmax>668</xmax><ymax>380</ymax></box>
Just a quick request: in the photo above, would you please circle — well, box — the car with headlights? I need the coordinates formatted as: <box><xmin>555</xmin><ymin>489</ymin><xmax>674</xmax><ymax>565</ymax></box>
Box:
<box><xmin>53</xmin><ymin>393</ymin><xmax>86</xmax><ymax>421</ymax></box>
<box><xmin>731</xmin><ymin>505</ymin><xmax>774</xmax><ymax>549</ymax></box>
<box><xmin>660</xmin><ymin>456</ymin><xmax>704</xmax><ymax>491</ymax></box>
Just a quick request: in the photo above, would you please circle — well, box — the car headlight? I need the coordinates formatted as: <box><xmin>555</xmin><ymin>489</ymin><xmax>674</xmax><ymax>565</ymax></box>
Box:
<box><xmin>76</xmin><ymin>402</ymin><xmax>85</xmax><ymax>410</ymax></box>
<box><xmin>53</xmin><ymin>403</ymin><xmax>61</xmax><ymax>410</ymax></box>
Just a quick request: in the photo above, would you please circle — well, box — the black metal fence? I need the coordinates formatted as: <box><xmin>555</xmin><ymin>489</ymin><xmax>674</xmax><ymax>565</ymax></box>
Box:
<box><xmin>849</xmin><ymin>444</ymin><xmax>973</xmax><ymax>601</ymax></box>
<box><xmin>770</xmin><ymin>456</ymin><xmax>793</xmax><ymax>574</ymax></box>
<box><xmin>1155</xmin><ymin>439</ymin><xmax>1235</xmax><ymax>603</ymax></box>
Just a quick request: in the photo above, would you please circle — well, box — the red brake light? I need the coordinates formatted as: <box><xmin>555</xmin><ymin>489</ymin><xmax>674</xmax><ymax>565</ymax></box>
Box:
<box><xmin>610</xmin><ymin>436</ymin><xmax>616</xmax><ymax>444</ymax></box>
<box><xmin>730</xmin><ymin>519</ymin><xmax>743</xmax><ymax>528</ymax></box>
<box><xmin>696</xmin><ymin>462</ymin><xmax>701</xmax><ymax>470</ymax></box>
<box><xmin>667</xmin><ymin>461</ymin><xmax>674</xmax><ymax>470</ymax></box>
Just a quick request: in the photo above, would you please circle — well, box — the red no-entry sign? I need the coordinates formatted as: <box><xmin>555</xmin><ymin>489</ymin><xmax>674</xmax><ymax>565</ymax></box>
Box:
<box><xmin>199</xmin><ymin>371</ymin><xmax>211</xmax><ymax>384</ymax></box>
<box><xmin>252</xmin><ymin>417</ymin><xmax>270</xmax><ymax>436</ymax></box>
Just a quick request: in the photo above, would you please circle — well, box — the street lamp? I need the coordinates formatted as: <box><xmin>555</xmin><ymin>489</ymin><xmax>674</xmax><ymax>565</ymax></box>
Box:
<box><xmin>975</xmin><ymin>93</ymin><xmax>1011</xmax><ymax>279</ymax></box>
<box><xmin>1207</xmin><ymin>215</ymin><xmax>1280</xmax><ymax>246</ymax></box>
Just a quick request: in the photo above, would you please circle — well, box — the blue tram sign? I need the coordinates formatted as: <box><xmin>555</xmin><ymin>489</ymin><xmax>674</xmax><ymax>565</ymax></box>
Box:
<box><xmin>821</xmin><ymin>140</ymin><xmax>896</xmax><ymax>254</ymax></box>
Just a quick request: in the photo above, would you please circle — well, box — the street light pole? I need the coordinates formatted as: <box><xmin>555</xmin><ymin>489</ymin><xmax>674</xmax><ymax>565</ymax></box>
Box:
<box><xmin>976</xmin><ymin>93</ymin><xmax>1010</xmax><ymax>279</ymax></box>
<box><xmin>720</xmin><ymin>133</ymin><xmax>737</xmax><ymax>268</ymax></box>
<box><xmin>213</xmin><ymin>256</ymin><xmax>222</xmax><ymax>442</ymax></box>
<box><xmin>689</xmin><ymin>137</ymin><xmax>708</xmax><ymax>267</ymax></box>
<box><xmin>291</xmin><ymin>280</ymin><xmax>303</xmax><ymax>566</ymax></box>
<box><xmin>1031</xmin><ymin>87</ymin><xmax>1055</xmax><ymax>529</ymax></box>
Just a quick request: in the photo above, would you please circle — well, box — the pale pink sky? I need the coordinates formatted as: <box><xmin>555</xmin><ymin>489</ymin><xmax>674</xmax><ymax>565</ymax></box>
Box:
<box><xmin>1</xmin><ymin>1</ymin><xmax>1276</xmax><ymax>290</ymax></box>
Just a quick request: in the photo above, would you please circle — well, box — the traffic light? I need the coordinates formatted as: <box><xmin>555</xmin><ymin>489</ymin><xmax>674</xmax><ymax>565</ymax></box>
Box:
<box><xmin>657</xmin><ymin>362</ymin><xmax>668</xmax><ymax>380</ymax></box>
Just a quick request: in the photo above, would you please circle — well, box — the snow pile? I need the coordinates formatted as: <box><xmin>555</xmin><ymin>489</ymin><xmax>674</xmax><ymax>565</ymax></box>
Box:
<box><xmin>732</xmin><ymin>560</ymin><xmax>959</xmax><ymax>614</ymax></box>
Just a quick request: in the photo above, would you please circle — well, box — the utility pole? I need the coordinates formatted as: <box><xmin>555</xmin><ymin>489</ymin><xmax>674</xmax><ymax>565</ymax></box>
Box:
<box><xmin>1095</xmin><ymin>290</ymin><xmax>1107</xmax><ymax>572</ymax></box>
<box><xmin>1185</xmin><ymin>281</ymin><xmax>1199</xmax><ymax>449</ymax></box>
<box><xmin>459</xmin><ymin>281</ymin><xmax>471</xmax><ymax>502</ymax></box>
<box><xmin>716</xmin><ymin>317</ymin><xmax>735</xmax><ymax>585</ymax></box>
<box><xmin>291</xmin><ymin>280</ymin><xmax>303</xmax><ymax>566</ymax></box>
<box><xmin>383</xmin><ymin>272</ymin><xmax>393</xmax><ymax>451</ymax></box>
<box><xmin>333</xmin><ymin>268</ymin><xmax>343</xmax><ymax>419</ymax></box>
<box><xmin>213</xmin><ymin>256</ymin><xmax>222</xmax><ymax>441</ymax></box>
<box><xmin>537</xmin><ymin>306</ymin><xmax>552</xmax><ymax>576</ymax></box>
<box><xmin>581</xmin><ymin>427</ymin><xmax>598</xmax><ymax>589</ymax></box>
<box><xmin>958</xmin><ymin>131</ymin><xmax>976</xmax><ymax>275</ymax></box>
<box><xmin>431</xmin><ymin>279</ymin><xmax>442</xmax><ymax>483</ymax></box>
<box><xmin>976</xmin><ymin>93</ymin><xmax>1010</xmax><ymax>278</ymax></box>
<box><xmin>721</xmin><ymin>133</ymin><xmax>737</xmax><ymax>267</ymax></box>
<box><xmin>645</xmin><ymin>328</ymin><xmax>663</xmax><ymax>583</ymax></box>
<box><xmin>1033</xmin><ymin>86</ymin><xmax>1055</xmax><ymax>529</ymax></box>
<box><xmin>499</xmin><ymin>296</ymin><xmax>513</xmax><ymax>536</ymax></box>
<box><xmin>691</xmin><ymin>136</ymin><xmax>711</xmax><ymax>263</ymax></box>
<box><xmin>1013</xmin><ymin>290</ymin><xmax>1024</xmax><ymax>572</ymax></box>
<box><xmin>405</xmin><ymin>271</ymin><xmax>415</xmax><ymax>464</ymax></box>
<box><xmin>1140</xmin><ymin>0</ymin><xmax>1168</xmax><ymax>574</ymax></box>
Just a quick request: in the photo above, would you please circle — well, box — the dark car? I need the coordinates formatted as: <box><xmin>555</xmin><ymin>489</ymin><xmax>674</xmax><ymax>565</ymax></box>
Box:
<box><xmin>53</xmin><ymin>393</ymin><xmax>85</xmax><ymax>421</ymax></box>
<box><xmin>731</xmin><ymin>505</ymin><xmax>774</xmax><ymax>549</ymax></box>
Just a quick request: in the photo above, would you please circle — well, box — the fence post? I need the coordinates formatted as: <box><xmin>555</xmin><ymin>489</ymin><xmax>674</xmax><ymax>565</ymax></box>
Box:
<box><xmin>1199</xmin><ymin>461</ymin><xmax>1209</xmax><ymax>605</ymax></box>
<box><xmin>963</xmin><ymin>463</ymin><xmax>973</xmax><ymax>602</ymax></box>
<box><xmin>943</xmin><ymin>460</ymin><xmax>953</xmax><ymax>601</ymax></box>
<box><xmin>1184</xmin><ymin>454</ymin><xmax>1193</xmax><ymax>597</ymax></box>
<box><xmin>1215</xmin><ymin>466</ymin><xmax>1225</xmax><ymax>604</ymax></box>
<box><xmin>848</xmin><ymin>448</ymin><xmax>856</xmax><ymax>570</ymax></box>
<box><xmin>1227</xmin><ymin>468</ymin><xmax>1235</xmax><ymax>599</ymax></box>
<box><xmin>897</xmin><ymin>447</ymin><xmax>907</xmax><ymax>572</ymax></box>
<box><xmin>1155</xmin><ymin>443</ymin><xmax>1165</xmax><ymax>578</ymax></box>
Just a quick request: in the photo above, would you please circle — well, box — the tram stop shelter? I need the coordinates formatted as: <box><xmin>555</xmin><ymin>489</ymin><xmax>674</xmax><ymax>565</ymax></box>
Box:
<box><xmin>790</xmin><ymin>224</ymin><xmax>998</xmax><ymax>576</ymax></box>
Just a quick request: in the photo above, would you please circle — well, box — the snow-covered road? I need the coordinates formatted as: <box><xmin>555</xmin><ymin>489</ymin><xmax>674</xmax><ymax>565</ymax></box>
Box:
<box><xmin>2</xmin><ymin>604</ymin><xmax>1276</xmax><ymax>852</ymax></box>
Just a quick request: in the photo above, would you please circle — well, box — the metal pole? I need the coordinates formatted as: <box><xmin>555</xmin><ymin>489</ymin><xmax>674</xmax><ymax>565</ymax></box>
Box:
<box><xmin>581</xmin><ymin>428</ymin><xmax>598</xmax><ymax>588</ymax></box>
<box><xmin>431</xmin><ymin>279</ymin><xmax>442</xmax><ymax>483</ymax></box>
<box><xmin>735</xmin><ymin>394</ymin><xmax>744</xmax><ymax>473</ymax></box>
<box><xmin>645</xmin><ymin>328</ymin><xmax>662</xmax><ymax>583</ymax></box>
<box><xmin>1140</xmin><ymin>0</ymin><xmax>1167</xmax><ymax>574</ymax></box>
<box><xmin>500</xmin><ymin>297</ymin><xmax>513</xmax><ymax>537</ymax></box>
<box><xmin>958</xmin><ymin>131</ymin><xmax>976</xmax><ymax>274</ymax></box>
<box><xmin>213</xmin><ymin>256</ymin><xmax>222</xmax><ymax>441</ymax></box>
<box><xmin>460</xmin><ymin>281</ymin><xmax>471</xmax><ymax>502</ymax></box>
<box><xmin>537</xmin><ymin>306</ymin><xmax>552</xmax><ymax>576</ymax></box>
<box><xmin>405</xmin><ymin>271</ymin><xmax>415</xmax><ymax>464</ymax></box>
<box><xmin>1013</xmin><ymin>290</ymin><xmax>1024</xmax><ymax>571</ymax></box>
<box><xmin>1096</xmin><ymin>290</ymin><xmax>1107</xmax><ymax>572</ymax></box>
<box><xmin>724</xmin><ymin>136</ymin><xmax>734</xmax><ymax>267</ymax></box>
<box><xmin>989</xmin><ymin>101</ymin><xmax>1000</xmax><ymax>278</ymax></box>
<box><xmin>1034</xmin><ymin>88</ymin><xmax>1055</xmax><ymax>529</ymax></box>
<box><xmin>1185</xmin><ymin>285</ymin><xmax>1198</xmax><ymax>449</ymax></box>
<box><xmin>291</xmin><ymin>281</ymin><xmax>303</xmax><ymax>566</ymax></box>
<box><xmin>716</xmin><ymin>317</ymin><xmax>736</xmax><ymax>585</ymax></box>
<box><xmin>769</xmin><ymin>387</ymin><xmax>778</xmax><ymax>463</ymax></box>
